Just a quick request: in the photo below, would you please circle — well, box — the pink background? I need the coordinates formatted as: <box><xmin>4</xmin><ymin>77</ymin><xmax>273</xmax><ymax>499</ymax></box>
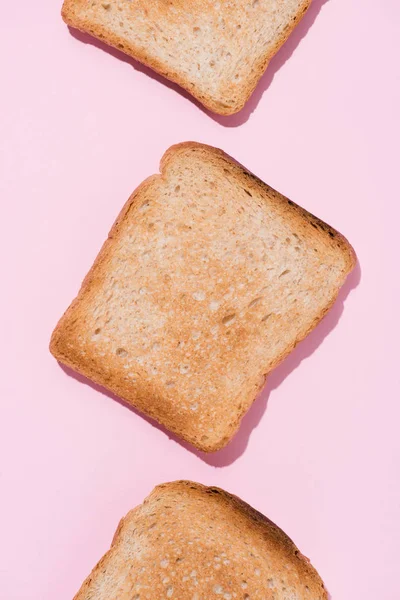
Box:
<box><xmin>1</xmin><ymin>1</ymin><xmax>400</xmax><ymax>598</ymax></box>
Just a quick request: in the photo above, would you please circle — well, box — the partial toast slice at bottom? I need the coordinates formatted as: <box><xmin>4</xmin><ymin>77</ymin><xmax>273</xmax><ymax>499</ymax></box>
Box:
<box><xmin>73</xmin><ymin>481</ymin><xmax>328</xmax><ymax>600</ymax></box>
<box><xmin>50</xmin><ymin>142</ymin><xmax>355</xmax><ymax>451</ymax></box>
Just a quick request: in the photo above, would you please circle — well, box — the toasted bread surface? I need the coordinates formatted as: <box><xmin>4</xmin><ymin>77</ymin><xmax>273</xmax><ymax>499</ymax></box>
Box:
<box><xmin>62</xmin><ymin>0</ymin><xmax>312</xmax><ymax>114</ymax></box>
<box><xmin>73</xmin><ymin>481</ymin><xmax>328</xmax><ymax>600</ymax></box>
<box><xmin>50</xmin><ymin>142</ymin><xmax>355</xmax><ymax>451</ymax></box>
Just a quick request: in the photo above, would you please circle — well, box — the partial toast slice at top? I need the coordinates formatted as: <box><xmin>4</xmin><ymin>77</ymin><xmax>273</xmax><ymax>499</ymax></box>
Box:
<box><xmin>73</xmin><ymin>481</ymin><xmax>328</xmax><ymax>600</ymax></box>
<box><xmin>62</xmin><ymin>0</ymin><xmax>312</xmax><ymax>115</ymax></box>
<box><xmin>50</xmin><ymin>142</ymin><xmax>355</xmax><ymax>452</ymax></box>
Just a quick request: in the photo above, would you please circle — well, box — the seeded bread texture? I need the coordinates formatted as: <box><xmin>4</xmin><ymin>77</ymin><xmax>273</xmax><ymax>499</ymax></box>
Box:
<box><xmin>73</xmin><ymin>481</ymin><xmax>328</xmax><ymax>600</ymax></box>
<box><xmin>61</xmin><ymin>0</ymin><xmax>312</xmax><ymax>115</ymax></box>
<box><xmin>50</xmin><ymin>142</ymin><xmax>355</xmax><ymax>452</ymax></box>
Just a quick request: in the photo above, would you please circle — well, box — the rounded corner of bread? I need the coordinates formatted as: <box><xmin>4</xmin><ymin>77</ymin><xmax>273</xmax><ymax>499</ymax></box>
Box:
<box><xmin>149</xmin><ymin>480</ymin><xmax>194</xmax><ymax>502</ymax></box>
<box><xmin>49</xmin><ymin>316</ymin><xmax>82</xmax><ymax>372</ymax></box>
<box><xmin>344</xmin><ymin>238</ymin><xmax>357</xmax><ymax>273</ymax></box>
<box><xmin>159</xmin><ymin>142</ymin><xmax>196</xmax><ymax>172</ymax></box>
<box><xmin>195</xmin><ymin>437</ymin><xmax>227</xmax><ymax>453</ymax></box>
<box><xmin>204</xmin><ymin>90</ymin><xmax>249</xmax><ymax>116</ymax></box>
<box><xmin>334</xmin><ymin>231</ymin><xmax>357</xmax><ymax>275</ymax></box>
<box><xmin>159</xmin><ymin>141</ymin><xmax>222</xmax><ymax>174</ymax></box>
<box><xmin>49</xmin><ymin>327</ymin><xmax>62</xmax><ymax>360</ymax></box>
<box><xmin>191</xmin><ymin>422</ymin><xmax>241</xmax><ymax>454</ymax></box>
<box><xmin>210</xmin><ymin>100</ymin><xmax>245</xmax><ymax>117</ymax></box>
<box><xmin>173</xmin><ymin>431</ymin><xmax>223</xmax><ymax>454</ymax></box>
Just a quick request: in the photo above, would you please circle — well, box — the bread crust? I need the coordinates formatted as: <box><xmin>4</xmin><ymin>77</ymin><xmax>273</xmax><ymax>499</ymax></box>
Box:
<box><xmin>73</xmin><ymin>481</ymin><xmax>328</xmax><ymax>600</ymax></box>
<box><xmin>50</xmin><ymin>142</ymin><xmax>355</xmax><ymax>452</ymax></box>
<box><xmin>61</xmin><ymin>0</ymin><xmax>312</xmax><ymax>115</ymax></box>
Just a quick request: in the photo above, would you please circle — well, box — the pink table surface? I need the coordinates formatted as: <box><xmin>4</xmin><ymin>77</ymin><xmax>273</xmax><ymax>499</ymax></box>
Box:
<box><xmin>1</xmin><ymin>1</ymin><xmax>399</xmax><ymax>599</ymax></box>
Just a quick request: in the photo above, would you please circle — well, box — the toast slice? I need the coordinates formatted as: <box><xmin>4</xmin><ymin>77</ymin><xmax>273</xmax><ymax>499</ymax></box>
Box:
<box><xmin>61</xmin><ymin>0</ymin><xmax>312</xmax><ymax>115</ymax></box>
<box><xmin>73</xmin><ymin>481</ymin><xmax>328</xmax><ymax>599</ymax></box>
<box><xmin>50</xmin><ymin>142</ymin><xmax>355</xmax><ymax>452</ymax></box>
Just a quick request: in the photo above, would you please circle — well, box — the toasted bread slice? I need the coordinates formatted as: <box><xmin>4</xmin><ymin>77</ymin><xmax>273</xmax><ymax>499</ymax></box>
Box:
<box><xmin>62</xmin><ymin>0</ymin><xmax>312</xmax><ymax>115</ymax></box>
<box><xmin>73</xmin><ymin>481</ymin><xmax>328</xmax><ymax>600</ymax></box>
<box><xmin>50</xmin><ymin>143</ymin><xmax>355</xmax><ymax>452</ymax></box>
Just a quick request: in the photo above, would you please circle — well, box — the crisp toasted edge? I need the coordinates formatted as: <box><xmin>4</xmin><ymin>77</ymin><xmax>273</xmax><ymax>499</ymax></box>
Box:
<box><xmin>61</xmin><ymin>0</ymin><xmax>312</xmax><ymax>115</ymax></box>
<box><xmin>73</xmin><ymin>481</ymin><xmax>328</xmax><ymax>600</ymax></box>
<box><xmin>50</xmin><ymin>142</ymin><xmax>356</xmax><ymax>452</ymax></box>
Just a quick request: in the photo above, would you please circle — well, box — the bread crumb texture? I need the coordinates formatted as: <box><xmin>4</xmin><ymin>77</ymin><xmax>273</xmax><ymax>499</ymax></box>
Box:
<box><xmin>62</xmin><ymin>0</ymin><xmax>312</xmax><ymax>114</ymax></box>
<box><xmin>73</xmin><ymin>481</ymin><xmax>328</xmax><ymax>600</ymax></box>
<box><xmin>50</xmin><ymin>143</ymin><xmax>355</xmax><ymax>451</ymax></box>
